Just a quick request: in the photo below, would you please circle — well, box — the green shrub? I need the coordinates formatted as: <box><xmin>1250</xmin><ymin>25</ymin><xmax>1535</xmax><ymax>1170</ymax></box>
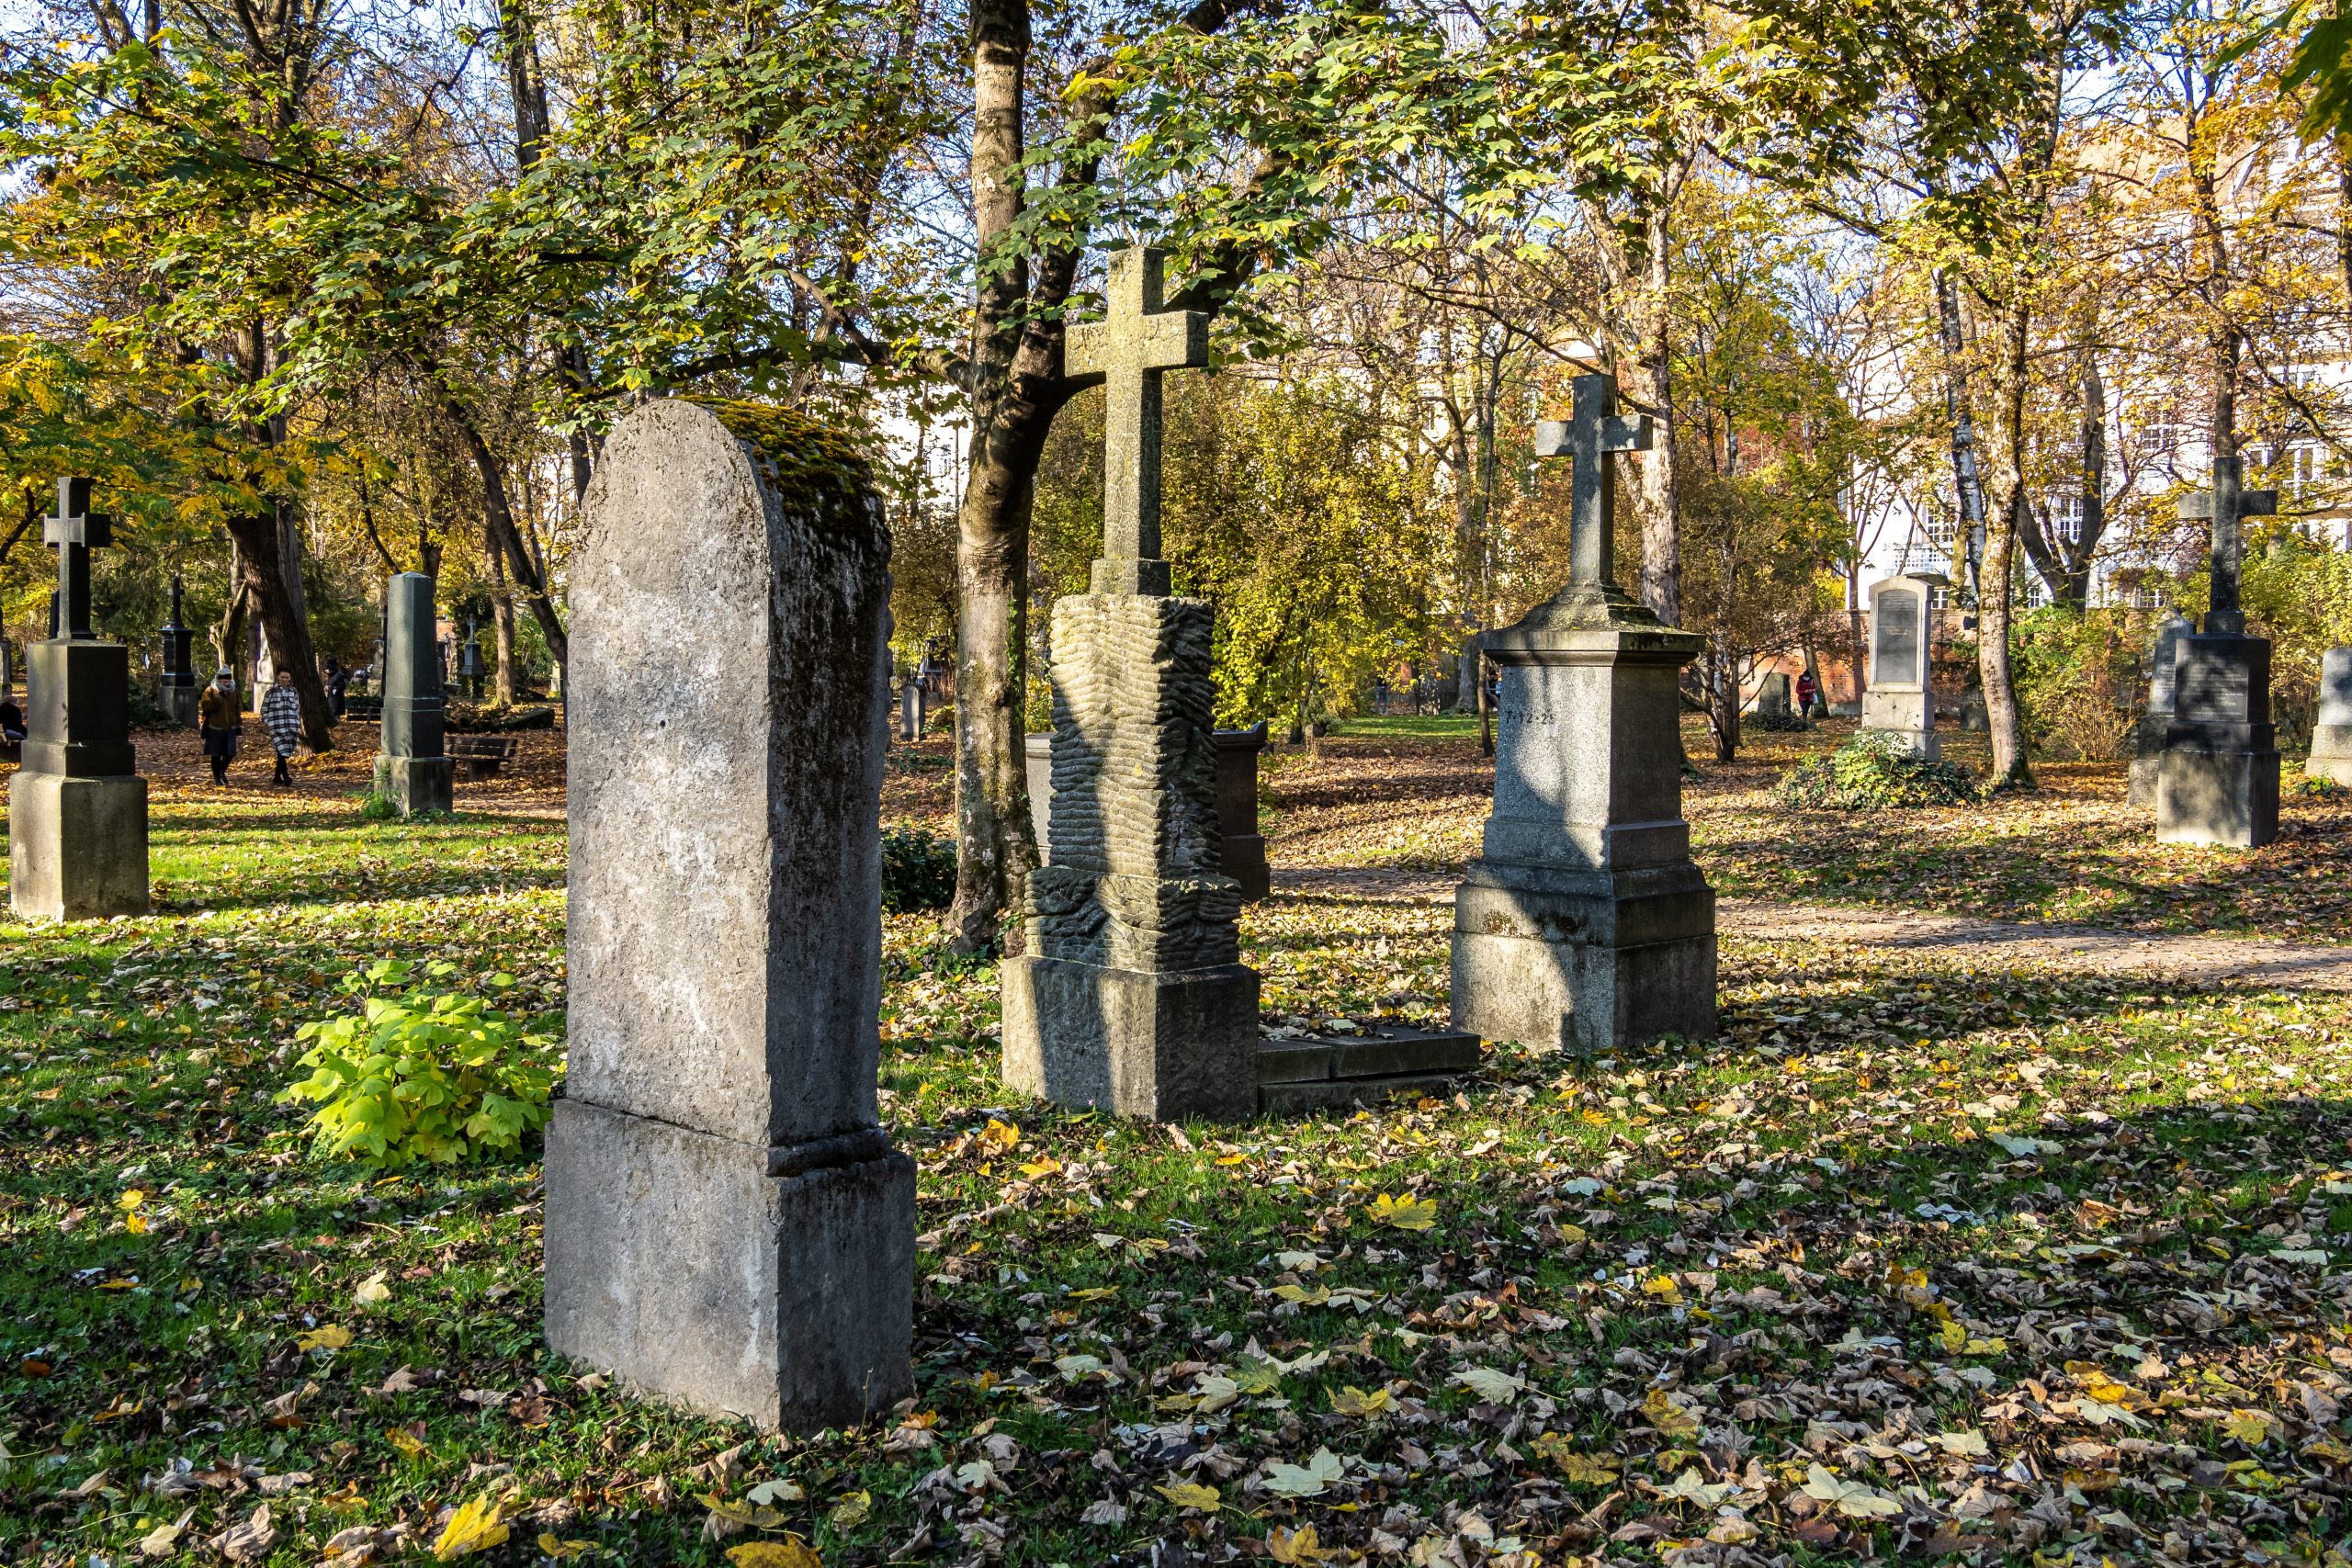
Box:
<box><xmin>355</xmin><ymin>787</ymin><xmax>401</xmax><ymax>821</ymax></box>
<box><xmin>2011</xmin><ymin>605</ymin><xmax>2137</xmax><ymax>761</ymax></box>
<box><xmin>882</xmin><ymin>826</ymin><xmax>957</xmax><ymax>913</ymax></box>
<box><xmin>2289</xmin><ymin>771</ymin><xmax>2348</xmax><ymax>801</ymax></box>
<box><xmin>1778</xmin><ymin>732</ymin><xmax>1982</xmax><ymax>810</ymax></box>
<box><xmin>276</xmin><ymin>960</ymin><xmax>558</xmax><ymax>1169</ymax></box>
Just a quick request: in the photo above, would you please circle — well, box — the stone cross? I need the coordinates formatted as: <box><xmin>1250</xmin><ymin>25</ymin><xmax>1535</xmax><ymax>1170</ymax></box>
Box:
<box><xmin>1065</xmin><ymin>246</ymin><xmax>1209</xmax><ymax>596</ymax></box>
<box><xmin>2177</xmin><ymin>457</ymin><xmax>2276</xmax><ymax>637</ymax></box>
<box><xmin>44</xmin><ymin>478</ymin><xmax>114</xmax><ymax>642</ymax></box>
<box><xmin>1534</xmin><ymin>374</ymin><xmax>1653</xmax><ymax>588</ymax></box>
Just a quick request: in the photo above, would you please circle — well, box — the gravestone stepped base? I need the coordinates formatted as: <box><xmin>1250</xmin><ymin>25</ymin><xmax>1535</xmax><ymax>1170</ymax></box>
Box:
<box><xmin>1449</xmin><ymin>598</ymin><xmax>1718</xmax><ymax>1055</ymax></box>
<box><xmin>2158</xmin><ymin>634</ymin><xmax>2279</xmax><ymax>848</ymax></box>
<box><xmin>9</xmin><ymin>772</ymin><xmax>149</xmax><ymax>920</ymax></box>
<box><xmin>375</xmin><ymin>754</ymin><xmax>454</xmax><ymax>816</ymax></box>
<box><xmin>1003</xmin><ymin>956</ymin><xmax>1260</xmax><ymax>1122</ymax></box>
<box><xmin>1257</xmin><ymin>1023</ymin><xmax>1481</xmax><ymax>1113</ymax></box>
<box><xmin>1860</xmin><ymin>689</ymin><xmax>1939</xmax><ymax>760</ymax></box>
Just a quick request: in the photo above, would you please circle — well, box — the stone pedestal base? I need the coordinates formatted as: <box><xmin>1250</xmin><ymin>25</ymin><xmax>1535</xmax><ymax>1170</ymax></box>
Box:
<box><xmin>2309</xmin><ymin>726</ymin><xmax>2352</xmax><ymax>785</ymax></box>
<box><xmin>1258</xmin><ymin>1024</ymin><xmax>1480</xmax><ymax>1113</ymax></box>
<box><xmin>9</xmin><ymin>772</ymin><xmax>149</xmax><ymax>920</ymax></box>
<box><xmin>1002</xmin><ymin>955</ymin><xmax>1259</xmax><ymax>1122</ymax></box>
<box><xmin>544</xmin><ymin>1099</ymin><xmax>915</xmax><ymax>1431</ymax></box>
<box><xmin>1452</xmin><ymin>864</ymin><xmax>1715</xmax><ymax>1054</ymax></box>
<box><xmin>160</xmin><ymin>685</ymin><xmax>200</xmax><ymax>728</ymax></box>
<box><xmin>2127</xmin><ymin>754</ymin><xmax>2162</xmax><ymax>807</ymax></box>
<box><xmin>1860</xmin><ymin>689</ymin><xmax>1938</xmax><ymax>759</ymax></box>
<box><xmin>375</xmin><ymin>753</ymin><xmax>453</xmax><ymax>816</ymax></box>
<box><xmin>2158</xmin><ymin>748</ymin><xmax>2280</xmax><ymax>847</ymax></box>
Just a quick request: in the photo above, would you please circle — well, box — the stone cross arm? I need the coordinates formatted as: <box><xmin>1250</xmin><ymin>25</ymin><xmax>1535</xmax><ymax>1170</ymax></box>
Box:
<box><xmin>2178</xmin><ymin>488</ymin><xmax>2278</xmax><ymax>522</ymax></box>
<box><xmin>1533</xmin><ymin>410</ymin><xmax>1653</xmax><ymax>461</ymax></box>
<box><xmin>1534</xmin><ymin>372</ymin><xmax>1653</xmax><ymax>592</ymax></box>
<box><xmin>1064</xmin><ymin>247</ymin><xmax>1209</xmax><ymax>381</ymax></box>
<box><xmin>45</xmin><ymin>477</ymin><xmax>114</xmax><ymax>642</ymax></box>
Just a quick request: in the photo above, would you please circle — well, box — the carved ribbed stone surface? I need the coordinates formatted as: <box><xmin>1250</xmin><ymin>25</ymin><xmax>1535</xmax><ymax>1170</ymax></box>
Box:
<box><xmin>1025</xmin><ymin>593</ymin><xmax>1242</xmax><ymax>974</ymax></box>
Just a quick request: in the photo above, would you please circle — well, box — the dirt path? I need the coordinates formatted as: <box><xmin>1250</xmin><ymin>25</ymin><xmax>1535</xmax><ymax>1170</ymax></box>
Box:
<box><xmin>1266</xmin><ymin>867</ymin><xmax>2352</xmax><ymax>993</ymax></box>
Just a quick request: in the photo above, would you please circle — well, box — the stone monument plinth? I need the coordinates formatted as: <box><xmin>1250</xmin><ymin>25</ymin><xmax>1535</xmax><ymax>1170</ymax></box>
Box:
<box><xmin>1860</xmin><ymin>574</ymin><xmax>1939</xmax><ymax>759</ymax></box>
<box><xmin>11</xmin><ymin>479</ymin><xmax>148</xmax><ymax>921</ymax></box>
<box><xmin>546</xmin><ymin>399</ymin><xmax>914</xmax><ymax>1431</ymax></box>
<box><xmin>2308</xmin><ymin>647</ymin><xmax>2352</xmax><ymax>786</ymax></box>
<box><xmin>2158</xmin><ymin>633</ymin><xmax>2280</xmax><ymax>846</ymax></box>
<box><xmin>1450</xmin><ymin>375</ymin><xmax>1716</xmax><ymax>1054</ymax></box>
<box><xmin>158</xmin><ymin>575</ymin><xmax>199</xmax><ymax>728</ymax></box>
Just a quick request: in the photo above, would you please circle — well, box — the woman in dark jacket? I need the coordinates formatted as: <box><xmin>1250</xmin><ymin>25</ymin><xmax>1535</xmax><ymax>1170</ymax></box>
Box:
<box><xmin>198</xmin><ymin>670</ymin><xmax>242</xmax><ymax>785</ymax></box>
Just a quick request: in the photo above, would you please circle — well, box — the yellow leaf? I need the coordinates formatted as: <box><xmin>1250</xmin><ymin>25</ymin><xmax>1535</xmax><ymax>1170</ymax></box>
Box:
<box><xmin>385</xmin><ymin>1427</ymin><xmax>427</xmax><ymax>1459</ymax></box>
<box><xmin>1939</xmin><ymin>1319</ymin><xmax>1967</xmax><ymax>1352</ymax></box>
<box><xmin>1644</xmin><ymin>1387</ymin><xmax>1702</xmax><ymax>1438</ymax></box>
<box><xmin>355</xmin><ymin>1271</ymin><xmax>392</xmax><ymax>1307</ymax></box>
<box><xmin>433</xmin><ymin>1495</ymin><xmax>509</xmax><ymax>1561</ymax></box>
<box><xmin>1154</xmin><ymin>1481</ymin><xmax>1222</xmax><ymax>1511</ymax></box>
<box><xmin>1368</xmin><ymin>1193</ymin><xmax>1438</xmax><ymax>1231</ymax></box>
<box><xmin>1215</xmin><ymin>1153</ymin><xmax>1249</xmax><ymax>1166</ymax></box>
<box><xmin>538</xmin><ymin>1535</ymin><xmax>597</xmax><ymax>1559</ymax></box>
<box><xmin>119</xmin><ymin>1190</ymin><xmax>145</xmax><ymax>1211</ymax></box>
<box><xmin>126</xmin><ymin>1213</ymin><xmax>149</xmax><ymax>1235</ymax></box>
<box><xmin>2223</xmin><ymin>1409</ymin><xmax>2275</xmax><ymax>1445</ymax></box>
<box><xmin>700</xmin><ymin>1493</ymin><xmax>787</xmax><ymax>1529</ymax></box>
<box><xmin>1268</xmin><ymin>1524</ymin><xmax>1329</xmax><ymax>1563</ymax></box>
<box><xmin>1018</xmin><ymin>1156</ymin><xmax>1062</xmax><ymax>1179</ymax></box>
<box><xmin>828</xmin><ymin>1490</ymin><xmax>871</xmax><ymax>1529</ymax></box>
<box><xmin>1330</xmin><ymin>1384</ymin><xmax>1392</xmax><ymax>1417</ymax></box>
<box><xmin>1641</xmin><ymin>1274</ymin><xmax>1683</xmax><ymax>1304</ymax></box>
<box><xmin>297</xmin><ymin>1325</ymin><xmax>353</xmax><ymax>1351</ymax></box>
<box><xmin>726</xmin><ymin>1544</ymin><xmax>821</xmax><ymax>1568</ymax></box>
<box><xmin>978</xmin><ymin>1120</ymin><xmax>1019</xmax><ymax>1154</ymax></box>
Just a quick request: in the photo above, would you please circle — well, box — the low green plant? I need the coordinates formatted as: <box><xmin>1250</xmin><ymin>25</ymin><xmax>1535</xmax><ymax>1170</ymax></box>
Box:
<box><xmin>1779</xmin><ymin>732</ymin><xmax>1982</xmax><ymax>810</ymax></box>
<box><xmin>882</xmin><ymin>825</ymin><xmax>957</xmax><ymax>913</ymax></box>
<box><xmin>355</xmin><ymin>787</ymin><xmax>401</xmax><ymax>821</ymax></box>
<box><xmin>2289</xmin><ymin>770</ymin><xmax>2348</xmax><ymax>800</ymax></box>
<box><xmin>276</xmin><ymin>960</ymin><xmax>558</xmax><ymax>1168</ymax></box>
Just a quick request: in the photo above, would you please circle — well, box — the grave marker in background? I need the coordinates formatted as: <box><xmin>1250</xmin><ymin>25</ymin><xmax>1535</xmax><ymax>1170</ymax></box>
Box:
<box><xmin>375</xmin><ymin>573</ymin><xmax>454</xmax><ymax>816</ymax></box>
<box><xmin>2307</xmin><ymin>648</ymin><xmax>2352</xmax><ymax>785</ymax></box>
<box><xmin>546</xmin><ymin>399</ymin><xmax>913</xmax><ymax>1430</ymax></box>
<box><xmin>2160</xmin><ymin>464</ymin><xmax>2280</xmax><ymax>847</ymax></box>
<box><xmin>11</xmin><ymin>478</ymin><xmax>148</xmax><ymax>920</ymax></box>
<box><xmin>2128</xmin><ymin>612</ymin><xmax>2194</xmax><ymax>807</ymax></box>
<box><xmin>1860</xmin><ymin>574</ymin><xmax>1939</xmax><ymax>759</ymax></box>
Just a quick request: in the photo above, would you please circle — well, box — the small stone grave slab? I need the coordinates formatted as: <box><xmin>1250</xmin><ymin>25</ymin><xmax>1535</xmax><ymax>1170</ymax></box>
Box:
<box><xmin>1256</xmin><ymin>1022</ymin><xmax>1482</xmax><ymax>1114</ymax></box>
<box><xmin>2309</xmin><ymin>647</ymin><xmax>2352</xmax><ymax>785</ymax></box>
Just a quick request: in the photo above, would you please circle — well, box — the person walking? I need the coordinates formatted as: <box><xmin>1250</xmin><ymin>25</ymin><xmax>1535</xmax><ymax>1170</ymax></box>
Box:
<box><xmin>1795</xmin><ymin>670</ymin><xmax>1819</xmax><ymax>716</ymax></box>
<box><xmin>323</xmin><ymin>657</ymin><xmax>347</xmax><ymax>719</ymax></box>
<box><xmin>261</xmin><ymin>667</ymin><xmax>302</xmax><ymax>785</ymax></box>
<box><xmin>198</xmin><ymin>670</ymin><xmax>242</xmax><ymax>785</ymax></box>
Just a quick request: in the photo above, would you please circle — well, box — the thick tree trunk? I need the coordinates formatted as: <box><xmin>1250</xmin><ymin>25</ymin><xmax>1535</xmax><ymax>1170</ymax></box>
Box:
<box><xmin>944</xmin><ymin>0</ymin><xmax>1043</xmax><ymax>953</ymax></box>
<box><xmin>439</xmin><ymin>391</ymin><xmax>569</xmax><ymax>671</ymax></box>
<box><xmin>2071</xmin><ymin>358</ymin><xmax>2107</xmax><ymax>605</ymax></box>
<box><xmin>1935</xmin><ymin>270</ymin><xmax>1989</xmax><ymax>600</ymax></box>
<box><xmin>1979</xmin><ymin>304</ymin><xmax>2034</xmax><ymax>791</ymax></box>
<box><xmin>1637</xmin><ymin>204</ymin><xmax>1680</xmax><ymax>625</ymax></box>
<box><xmin>490</xmin><ymin>548</ymin><xmax>518</xmax><ymax>704</ymax></box>
<box><xmin>226</xmin><ymin>507</ymin><xmax>334</xmax><ymax>750</ymax></box>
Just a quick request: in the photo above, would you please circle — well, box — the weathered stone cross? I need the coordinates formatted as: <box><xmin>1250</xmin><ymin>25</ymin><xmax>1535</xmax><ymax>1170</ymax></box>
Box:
<box><xmin>44</xmin><ymin>477</ymin><xmax>113</xmax><ymax>642</ymax></box>
<box><xmin>1065</xmin><ymin>246</ymin><xmax>1209</xmax><ymax>597</ymax></box>
<box><xmin>1534</xmin><ymin>373</ymin><xmax>1652</xmax><ymax>588</ymax></box>
<box><xmin>2177</xmin><ymin>456</ymin><xmax>2274</xmax><ymax>637</ymax></box>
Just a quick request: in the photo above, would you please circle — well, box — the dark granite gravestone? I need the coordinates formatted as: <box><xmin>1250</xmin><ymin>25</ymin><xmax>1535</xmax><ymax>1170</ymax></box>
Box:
<box><xmin>2127</xmin><ymin>612</ymin><xmax>2195</xmax><ymax>807</ymax></box>
<box><xmin>375</xmin><ymin>573</ymin><xmax>454</xmax><ymax>816</ymax></box>
<box><xmin>2308</xmin><ymin>648</ymin><xmax>2352</xmax><ymax>786</ymax></box>
<box><xmin>158</xmin><ymin>575</ymin><xmax>199</xmax><ymax>728</ymax></box>
<box><xmin>1214</xmin><ymin>722</ymin><xmax>1270</xmax><ymax>903</ymax></box>
<box><xmin>10</xmin><ymin>478</ymin><xmax>149</xmax><ymax>920</ymax></box>
<box><xmin>1449</xmin><ymin>373</ymin><xmax>1716</xmax><ymax>1055</ymax></box>
<box><xmin>544</xmin><ymin>398</ymin><xmax>914</xmax><ymax>1431</ymax></box>
<box><xmin>2160</xmin><ymin>463</ymin><xmax>2280</xmax><ymax>847</ymax></box>
<box><xmin>899</xmin><ymin>680</ymin><xmax>924</xmax><ymax>741</ymax></box>
<box><xmin>1860</xmin><ymin>574</ymin><xmax>1939</xmax><ymax>759</ymax></box>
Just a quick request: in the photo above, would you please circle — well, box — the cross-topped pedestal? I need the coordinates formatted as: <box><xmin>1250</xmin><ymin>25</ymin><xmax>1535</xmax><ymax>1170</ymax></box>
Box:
<box><xmin>1535</xmin><ymin>373</ymin><xmax>1653</xmax><ymax>592</ymax></box>
<box><xmin>1065</xmin><ymin>246</ymin><xmax>1209</xmax><ymax>596</ymax></box>
<box><xmin>44</xmin><ymin>478</ymin><xmax>114</xmax><ymax>642</ymax></box>
<box><xmin>2177</xmin><ymin>456</ymin><xmax>2275</xmax><ymax>637</ymax></box>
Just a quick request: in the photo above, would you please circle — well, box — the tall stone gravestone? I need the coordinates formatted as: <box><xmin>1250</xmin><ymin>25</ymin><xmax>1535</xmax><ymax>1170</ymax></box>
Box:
<box><xmin>158</xmin><ymin>574</ymin><xmax>199</xmax><ymax>728</ymax></box>
<box><xmin>2308</xmin><ymin>648</ymin><xmax>2352</xmax><ymax>785</ymax></box>
<box><xmin>2126</xmin><ymin>612</ymin><xmax>2194</xmax><ymax>807</ymax></box>
<box><xmin>375</xmin><ymin>574</ymin><xmax>453</xmax><ymax>816</ymax></box>
<box><xmin>1451</xmin><ymin>374</ymin><xmax>1716</xmax><ymax>1054</ymax></box>
<box><xmin>1002</xmin><ymin>247</ymin><xmax>1260</xmax><ymax>1122</ymax></box>
<box><xmin>546</xmin><ymin>399</ymin><xmax>914</xmax><ymax>1429</ymax></box>
<box><xmin>1860</xmin><ymin>575</ymin><xmax>1939</xmax><ymax>758</ymax></box>
<box><xmin>11</xmin><ymin>479</ymin><xmax>149</xmax><ymax>920</ymax></box>
<box><xmin>2160</xmin><ymin>461</ymin><xmax>2279</xmax><ymax>847</ymax></box>
<box><xmin>1756</xmin><ymin>672</ymin><xmax>1792</xmax><ymax>720</ymax></box>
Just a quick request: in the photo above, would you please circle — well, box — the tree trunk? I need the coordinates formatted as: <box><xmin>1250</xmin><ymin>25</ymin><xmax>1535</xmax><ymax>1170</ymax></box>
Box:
<box><xmin>1637</xmin><ymin>202</ymin><xmax>1681</xmax><ymax>625</ymax></box>
<box><xmin>226</xmin><ymin>508</ymin><xmax>335</xmax><ymax>750</ymax></box>
<box><xmin>1710</xmin><ymin>642</ymin><xmax>1737</xmax><ymax>762</ymax></box>
<box><xmin>2071</xmin><ymin>356</ymin><xmax>2106</xmax><ymax>605</ymax></box>
<box><xmin>1935</xmin><ymin>269</ymin><xmax>1989</xmax><ymax>602</ymax></box>
<box><xmin>943</xmin><ymin>0</ymin><xmax>1042</xmax><ymax>953</ymax></box>
<box><xmin>490</xmin><ymin>546</ymin><xmax>518</xmax><ymax>704</ymax></box>
<box><xmin>438</xmin><ymin>389</ymin><xmax>569</xmax><ymax>670</ymax></box>
<box><xmin>1978</xmin><ymin>302</ymin><xmax>2034</xmax><ymax>791</ymax></box>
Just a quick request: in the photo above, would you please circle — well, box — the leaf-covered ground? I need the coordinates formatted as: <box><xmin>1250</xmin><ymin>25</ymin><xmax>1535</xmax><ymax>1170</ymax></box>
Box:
<box><xmin>3</xmin><ymin>720</ymin><xmax>2350</xmax><ymax>1568</ymax></box>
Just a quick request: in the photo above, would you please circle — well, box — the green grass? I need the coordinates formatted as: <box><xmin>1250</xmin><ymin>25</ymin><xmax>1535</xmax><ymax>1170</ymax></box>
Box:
<box><xmin>3</xmin><ymin>778</ymin><xmax>2351</xmax><ymax>1566</ymax></box>
<box><xmin>1328</xmin><ymin>714</ymin><xmax>1483</xmax><ymax>739</ymax></box>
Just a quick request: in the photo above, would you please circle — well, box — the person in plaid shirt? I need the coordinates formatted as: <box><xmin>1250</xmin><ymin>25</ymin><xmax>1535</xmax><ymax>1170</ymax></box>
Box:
<box><xmin>260</xmin><ymin>666</ymin><xmax>303</xmax><ymax>785</ymax></box>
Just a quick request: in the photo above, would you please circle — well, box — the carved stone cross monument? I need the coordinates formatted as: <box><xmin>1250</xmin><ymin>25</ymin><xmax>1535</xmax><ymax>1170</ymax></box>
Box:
<box><xmin>2158</xmin><ymin>457</ymin><xmax>2280</xmax><ymax>847</ymax></box>
<box><xmin>1064</xmin><ymin>246</ymin><xmax>1209</xmax><ymax>597</ymax></box>
<box><xmin>44</xmin><ymin>478</ymin><xmax>113</xmax><ymax>642</ymax></box>
<box><xmin>1004</xmin><ymin>244</ymin><xmax>1259</xmax><ymax>1121</ymax></box>
<box><xmin>159</xmin><ymin>574</ymin><xmax>199</xmax><ymax>728</ymax></box>
<box><xmin>11</xmin><ymin>477</ymin><xmax>148</xmax><ymax>920</ymax></box>
<box><xmin>1450</xmin><ymin>372</ymin><xmax>1716</xmax><ymax>1055</ymax></box>
<box><xmin>1535</xmin><ymin>375</ymin><xmax>1653</xmax><ymax>594</ymax></box>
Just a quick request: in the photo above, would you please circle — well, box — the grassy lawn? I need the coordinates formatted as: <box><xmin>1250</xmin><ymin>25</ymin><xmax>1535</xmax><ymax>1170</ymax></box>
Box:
<box><xmin>3</xmin><ymin>728</ymin><xmax>2350</xmax><ymax>1567</ymax></box>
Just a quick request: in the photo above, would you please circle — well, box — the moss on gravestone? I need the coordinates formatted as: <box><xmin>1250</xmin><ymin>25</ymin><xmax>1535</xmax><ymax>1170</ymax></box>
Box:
<box><xmin>691</xmin><ymin>399</ymin><xmax>878</xmax><ymax>528</ymax></box>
